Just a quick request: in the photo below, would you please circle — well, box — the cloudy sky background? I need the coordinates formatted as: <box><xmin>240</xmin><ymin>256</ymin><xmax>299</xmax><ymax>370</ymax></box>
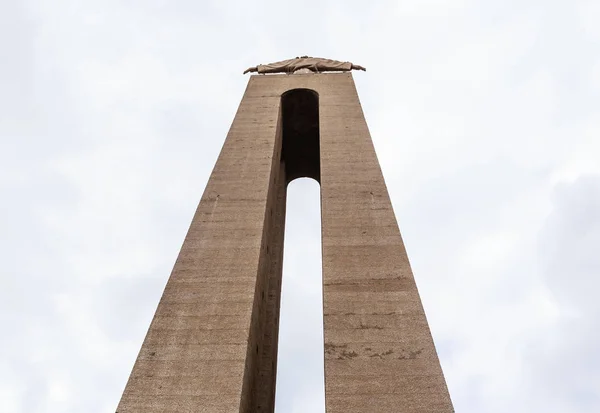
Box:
<box><xmin>2</xmin><ymin>0</ymin><xmax>600</xmax><ymax>412</ymax></box>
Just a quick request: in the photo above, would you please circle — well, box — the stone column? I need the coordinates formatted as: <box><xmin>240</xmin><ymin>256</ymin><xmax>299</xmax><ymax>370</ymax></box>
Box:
<box><xmin>318</xmin><ymin>74</ymin><xmax>454</xmax><ymax>413</ymax></box>
<box><xmin>117</xmin><ymin>77</ymin><xmax>285</xmax><ymax>413</ymax></box>
<box><xmin>117</xmin><ymin>72</ymin><xmax>454</xmax><ymax>413</ymax></box>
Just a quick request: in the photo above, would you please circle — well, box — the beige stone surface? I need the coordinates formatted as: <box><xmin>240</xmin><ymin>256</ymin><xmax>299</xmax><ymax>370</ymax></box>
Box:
<box><xmin>117</xmin><ymin>73</ymin><xmax>454</xmax><ymax>412</ymax></box>
<box><xmin>243</xmin><ymin>56</ymin><xmax>365</xmax><ymax>74</ymax></box>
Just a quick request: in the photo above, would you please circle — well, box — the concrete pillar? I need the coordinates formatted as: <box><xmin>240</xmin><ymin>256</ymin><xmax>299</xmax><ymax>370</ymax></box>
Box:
<box><xmin>117</xmin><ymin>73</ymin><xmax>453</xmax><ymax>413</ymax></box>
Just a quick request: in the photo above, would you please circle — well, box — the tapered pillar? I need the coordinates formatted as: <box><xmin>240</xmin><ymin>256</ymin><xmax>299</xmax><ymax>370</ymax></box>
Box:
<box><xmin>117</xmin><ymin>78</ymin><xmax>287</xmax><ymax>412</ymax></box>
<box><xmin>318</xmin><ymin>75</ymin><xmax>453</xmax><ymax>412</ymax></box>
<box><xmin>117</xmin><ymin>72</ymin><xmax>453</xmax><ymax>413</ymax></box>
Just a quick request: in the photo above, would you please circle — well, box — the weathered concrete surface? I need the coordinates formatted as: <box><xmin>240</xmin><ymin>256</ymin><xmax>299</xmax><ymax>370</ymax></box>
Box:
<box><xmin>116</xmin><ymin>73</ymin><xmax>454</xmax><ymax>412</ymax></box>
<box><xmin>117</xmin><ymin>77</ymin><xmax>286</xmax><ymax>413</ymax></box>
<box><xmin>317</xmin><ymin>74</ymin><xmax>453</xmax><ymax>413</ymax></box>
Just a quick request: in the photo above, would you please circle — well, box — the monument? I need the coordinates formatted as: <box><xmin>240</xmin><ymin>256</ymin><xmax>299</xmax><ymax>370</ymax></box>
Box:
<box><xmin>117</xmin><ymin>57</ymin><xmax>454</xmax><ymax>412</ymax></box>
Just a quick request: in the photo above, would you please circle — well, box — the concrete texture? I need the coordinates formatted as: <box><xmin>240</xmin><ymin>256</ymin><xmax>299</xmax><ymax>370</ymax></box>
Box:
<box><xmin>116</xmin><ymin>73</ymin><xmax>454</xmax><ymax>412</ymax></box>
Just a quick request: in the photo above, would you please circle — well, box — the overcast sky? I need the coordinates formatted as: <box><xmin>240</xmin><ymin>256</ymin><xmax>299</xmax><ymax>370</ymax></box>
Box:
<box><xmin>2</xmin><ymin>0</ymin><xmax>600</xmax><ymax>412</ymax></box>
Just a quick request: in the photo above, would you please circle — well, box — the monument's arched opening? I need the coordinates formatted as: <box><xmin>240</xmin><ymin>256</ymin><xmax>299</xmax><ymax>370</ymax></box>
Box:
<box><xmin>281</xmin><ymin>89</ymin><xmax>320</xmax><ymax>183</ymax></box>
<box><xmin>275</xmin><ymin>88</ymin><xmax>325</xmax><ymax>412</ymax></box>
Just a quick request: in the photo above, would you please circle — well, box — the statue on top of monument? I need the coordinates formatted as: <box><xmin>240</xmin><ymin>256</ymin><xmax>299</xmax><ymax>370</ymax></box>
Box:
<box><xmin>243</xmin><ymin>56</ymin><xmax>366</xmax><ymax>74</ymax></box>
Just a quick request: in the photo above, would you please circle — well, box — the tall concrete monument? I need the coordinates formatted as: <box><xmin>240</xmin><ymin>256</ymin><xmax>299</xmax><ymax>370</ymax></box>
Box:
<box><xmin>117</xmin><ymin>57</ymin><xmax>454</xmax><ymax>412</ymax></box>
